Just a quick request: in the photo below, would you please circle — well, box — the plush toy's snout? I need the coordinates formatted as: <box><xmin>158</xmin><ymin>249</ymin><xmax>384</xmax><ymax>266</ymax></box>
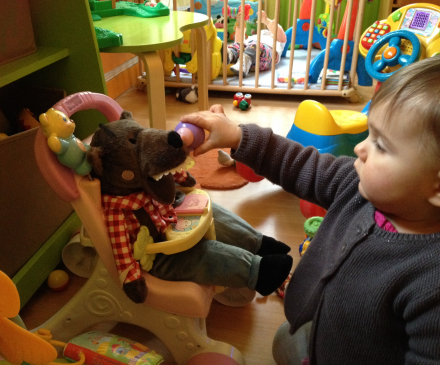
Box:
<box><xmin>87</xmin><ymin>113</ymin><xmax>190</xmax><ymax>201</ymax></box>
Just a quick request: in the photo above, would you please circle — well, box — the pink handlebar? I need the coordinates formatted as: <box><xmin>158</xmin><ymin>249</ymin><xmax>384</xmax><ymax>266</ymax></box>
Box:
<box><xmin>35</xmin><ymin>92</ymin><xmax>125</xmax><ymax>203</ymax></box>
<box><xmin>53</xmin><ymin>92</ymin><xmax>123</xmax><ymax>122</ymax></box>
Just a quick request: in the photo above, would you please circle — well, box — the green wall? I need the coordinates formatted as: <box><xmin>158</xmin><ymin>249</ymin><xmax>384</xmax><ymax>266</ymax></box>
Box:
<box><xmin>267</xmin><ymin>0</ymin><xmax>382</xmax><ymax>36</ymax></box>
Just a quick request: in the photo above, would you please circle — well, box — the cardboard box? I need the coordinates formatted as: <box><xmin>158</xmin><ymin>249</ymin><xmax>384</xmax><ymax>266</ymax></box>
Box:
<box><xmin>0</xmin><ymin>0</ymin><xmax>37</xmax><ymax>66</ymax></box>
<box><xmin>0</xmin><ymin>85</ymin><xmax>72</xmax><ymax>278</ymax></box>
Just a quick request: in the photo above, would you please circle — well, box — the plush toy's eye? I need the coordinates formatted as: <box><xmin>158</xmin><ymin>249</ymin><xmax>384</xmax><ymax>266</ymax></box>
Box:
<box><xmin>63</xmin><ymin>117</ymin><xmax>67</xmax><ymax>122</ymax></box>
<box><xmin>128</xmin><ymin>130</ymin><xmax>140</xmax><ymax>144</ymax></box>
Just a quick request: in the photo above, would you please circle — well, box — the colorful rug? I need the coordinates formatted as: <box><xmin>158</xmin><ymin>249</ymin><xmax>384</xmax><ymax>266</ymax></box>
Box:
<box><xmin>189</xmin><ymin>148</ymin><xmax>248</xmax><ymax>190</ymax></box>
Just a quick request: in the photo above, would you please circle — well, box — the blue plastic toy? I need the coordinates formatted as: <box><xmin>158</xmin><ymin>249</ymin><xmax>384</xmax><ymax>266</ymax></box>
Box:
<box><xmin>308</xmin><ymin>0</ymin><xmax>372</xmax><ymax>87</ymax></box>
<box><xmin>365</xmin><ymin>29</ymin><xmax>421</xmax><ymax>82</ymax></box>
<box><xmin>286</xmin><ymin>100</ymin><xmax>368</xmax><ymax>157</ymax></box>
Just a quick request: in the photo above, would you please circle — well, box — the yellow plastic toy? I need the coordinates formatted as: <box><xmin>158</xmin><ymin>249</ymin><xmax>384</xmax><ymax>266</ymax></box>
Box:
<box><xmin>39</xmin><ymin>108</ymin><xmax>92</xmax><ymax>175</ymax></box>
<box><xmin>0</xmin><ymin>270</ymin><xmax>85</xmax><ymax>365</ymax></box>
<box><xmin>287</xmin><ymin>100</ymin><xmax>368</xmax><ymax>157</ymax></box>
<box><xmin>360</xmin><ymin>3</ymin><xmax>440</xmax><ymax>60</ymax></box>
<box><xmin>163</xmin><ymin>20</ymin><xmax>233</xmax><ymax>80</ymax></box>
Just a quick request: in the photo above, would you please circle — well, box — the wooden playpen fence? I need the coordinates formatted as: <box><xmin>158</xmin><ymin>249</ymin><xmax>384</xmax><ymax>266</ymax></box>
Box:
<box><xmin>160</xmin><ymin>0</ymin><xmax>368</xmax><ymax>101</ymax></box>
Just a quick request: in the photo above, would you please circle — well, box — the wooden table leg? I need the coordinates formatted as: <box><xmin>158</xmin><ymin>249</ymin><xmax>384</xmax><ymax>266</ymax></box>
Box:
<box><xmin>137</xmin><ymin>51</ymin><xmax>167</xmax><ymax>130</ymax></box>
<box><xmin>194</xmin><ymin>27</ymin><xmax>209</xmax><ymax>111</ymax></box>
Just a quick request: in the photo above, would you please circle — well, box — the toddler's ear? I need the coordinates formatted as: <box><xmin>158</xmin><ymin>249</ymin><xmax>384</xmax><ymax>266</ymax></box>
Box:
<box><xmin>427</xmin><ymin>172</ymin><xmax>440</xmax><ymax>207</ymax></box>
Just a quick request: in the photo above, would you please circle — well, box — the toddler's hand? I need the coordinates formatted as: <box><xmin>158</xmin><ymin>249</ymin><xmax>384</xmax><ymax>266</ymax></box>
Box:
<box><xmin>180</xmin><ymin>104</ymin><xmax>242</xmax><ymax>156</ymax></box>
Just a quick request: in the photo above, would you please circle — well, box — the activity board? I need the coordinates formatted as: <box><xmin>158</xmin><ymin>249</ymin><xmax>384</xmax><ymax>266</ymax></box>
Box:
<box><xmin>360</xmin><ymin>3</ymin><xmax>440</xmax><ymax>59</ymax></box>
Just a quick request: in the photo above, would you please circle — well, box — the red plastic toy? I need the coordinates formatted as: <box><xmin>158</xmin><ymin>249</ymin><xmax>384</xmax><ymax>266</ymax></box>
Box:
<box><xmin>225</xmin><ymin>4</ymin><xmax>251</xmax><ymax>21</ymax></box>
<box><xmin>233</xmin><ymin>92</ymin><xmax>252</xmax><ymax>111</ymax></box>
<box><xmin>299</xmin><ymin>200</ymin><xmax>326</xmax><ymax>218</ymax></box>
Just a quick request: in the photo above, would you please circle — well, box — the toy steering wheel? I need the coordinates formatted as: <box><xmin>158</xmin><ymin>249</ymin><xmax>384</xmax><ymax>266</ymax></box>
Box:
<box><xmin>365</xmin><ymin>29</ymin><xmax>421</xmax><ymax>83</ymax></box>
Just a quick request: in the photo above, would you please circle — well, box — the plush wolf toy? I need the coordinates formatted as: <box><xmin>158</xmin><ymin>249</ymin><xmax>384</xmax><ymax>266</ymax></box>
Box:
<box><xmin>86</xmin><ymin>111</ymin><xmax>293</xmax><ymax>304</ymax></box>
<box><xmin>86</xmin><ymin>111</ymin><xmax>196</xmax><ymax>303</ymax></box>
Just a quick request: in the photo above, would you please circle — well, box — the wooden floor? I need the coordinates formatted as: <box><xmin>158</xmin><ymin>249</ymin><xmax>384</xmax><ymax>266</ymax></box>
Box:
<box><xmin>20</xmin><ymin>85</ymin><xmax>374</xmax><ymax>365</ymax></box>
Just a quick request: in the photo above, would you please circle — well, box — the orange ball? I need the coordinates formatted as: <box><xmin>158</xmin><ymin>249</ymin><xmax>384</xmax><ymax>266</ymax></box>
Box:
<box><xmin>47</xmin><ymin>270</ymin><xmax>69</xmax><ymax>291</ymax></box>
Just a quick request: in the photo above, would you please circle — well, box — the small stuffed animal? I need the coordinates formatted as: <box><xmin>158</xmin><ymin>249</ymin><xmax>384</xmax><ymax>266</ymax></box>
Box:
<box><xmin>86</xmin><ymin>111</ymin><xmax>196</xmax><ymax>303</ymax></box>
<box><xmin>176</xmin><ymin>85</ymin><xmax>198</xmax><ymax>104</ymax></box>
<box><xmin>136</xmin><ymin>73</ymin><xmax>147</xmax><ymax>91</ymax></box>
<box><xmin>39</xmin><ymin>108</ymin><xmax>92</xmax><ymax>175</ymax></box>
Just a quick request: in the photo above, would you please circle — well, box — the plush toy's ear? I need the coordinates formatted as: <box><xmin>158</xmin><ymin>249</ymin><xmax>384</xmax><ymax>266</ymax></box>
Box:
<box><xmin>87</xmin><ymin>146</ymin><xmax>104</xmax><ymax>176</ymax></box>
<box><xmin>120</xmin><ymin>110</ymin><xmax>133</xmax><ymax>120</ymax></box>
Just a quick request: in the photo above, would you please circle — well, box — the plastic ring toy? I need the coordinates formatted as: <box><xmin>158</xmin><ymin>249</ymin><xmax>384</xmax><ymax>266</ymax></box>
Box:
<box><xmin>365</xmin><ymin>29</ymin><xmax>421</xmax><ymax>83</ymax></box>
<box><xmin>175</xmin><ymin>121</ymin><xmax>205</xmax><ymax>151</ymax></box>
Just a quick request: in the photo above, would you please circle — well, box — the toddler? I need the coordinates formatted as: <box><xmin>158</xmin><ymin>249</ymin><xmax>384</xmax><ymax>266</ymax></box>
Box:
<box><xmin>227</xmin><ymin>10</ymin><xmax>287</xmax><ymax>77</ymax></box>
<box><xmin>181</xmin><ymin>56</ymin><xmax>440</xmax><ymax>364</ymax></box>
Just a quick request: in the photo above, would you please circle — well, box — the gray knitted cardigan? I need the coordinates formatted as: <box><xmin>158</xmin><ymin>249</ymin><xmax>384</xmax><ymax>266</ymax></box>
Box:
<box><xmin>232</xmin><ymin>124</ymin><xmax>440</xmax><ymax>365</ymax></box>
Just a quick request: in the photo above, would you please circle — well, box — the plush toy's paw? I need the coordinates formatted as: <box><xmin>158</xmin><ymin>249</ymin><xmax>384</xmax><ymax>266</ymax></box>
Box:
<box><xmin>123</xmin><ymin>277</ymin><xmax>148</xmax><ymax>303</ymax></box>
<box><xmin>178</xmin><ymin>171</ymin><xmax>197</xmax><ymax>187</ymax></box>
<box><xmin>173</xmin><ymin>190</ymin><xmax>186</xmax><ymax>207</ymax></box>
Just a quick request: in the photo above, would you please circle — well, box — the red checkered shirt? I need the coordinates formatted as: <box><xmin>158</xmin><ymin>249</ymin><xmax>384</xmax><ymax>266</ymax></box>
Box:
<box><xmin>102</xmin><ymin>171</ymin><xmax>187</xmax><ymax>284</ymax></box>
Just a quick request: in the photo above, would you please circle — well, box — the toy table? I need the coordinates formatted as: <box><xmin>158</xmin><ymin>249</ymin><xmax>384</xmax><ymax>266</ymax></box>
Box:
<box><xmin>94</xmin><ymin>11</ymin><xmax>209</xmax><ymax>130</ymax></box>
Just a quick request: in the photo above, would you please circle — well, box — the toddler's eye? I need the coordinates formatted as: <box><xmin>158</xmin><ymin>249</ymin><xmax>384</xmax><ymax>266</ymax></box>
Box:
<box><xmin>373</xmin><ymin>140</ymin><xmax>385</xmax><ymax>152</ymax></box>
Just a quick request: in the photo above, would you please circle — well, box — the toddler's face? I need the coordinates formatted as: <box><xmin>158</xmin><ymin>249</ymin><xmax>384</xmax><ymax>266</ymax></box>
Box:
<box><xmin>353</xmin><ymin>107</ymin><xmax>439</xmax><ymax>216</ymax></box>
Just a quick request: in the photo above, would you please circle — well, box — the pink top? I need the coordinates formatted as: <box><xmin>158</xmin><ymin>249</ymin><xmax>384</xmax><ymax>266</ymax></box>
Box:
<box><xmin>374</xmin><ymin>211</ymin><xmax>398</xmax><ymax>233</ymax></box>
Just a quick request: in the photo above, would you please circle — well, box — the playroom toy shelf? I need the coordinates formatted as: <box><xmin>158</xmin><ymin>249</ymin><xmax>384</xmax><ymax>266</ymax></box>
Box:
<box><xmin>0</xmin><ymin>0</ymin><xmax>107</xmax><ymax>308</ymax></box>
<box><xmin>0</xmin><ymin>47</ymin><xmax>69</xmax><ymax>88</ymax></box>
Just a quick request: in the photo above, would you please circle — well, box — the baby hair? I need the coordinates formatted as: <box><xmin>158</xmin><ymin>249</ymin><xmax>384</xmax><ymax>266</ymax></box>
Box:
<box><xmin>370</xmin><ymin>56</ymin><xmax>440</xmax><ymax>154</ymax></box>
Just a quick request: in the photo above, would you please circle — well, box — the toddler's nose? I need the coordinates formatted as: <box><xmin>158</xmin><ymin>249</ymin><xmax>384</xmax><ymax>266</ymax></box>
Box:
<box><xmin>354</xmin><ymin>140</ymin><xmax>367</xmax><ymax>160</ymax></box>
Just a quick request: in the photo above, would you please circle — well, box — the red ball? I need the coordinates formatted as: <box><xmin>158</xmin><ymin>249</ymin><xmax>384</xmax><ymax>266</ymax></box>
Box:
<box><xmin>299</xmin><ymin>200</ymin><xmax>326</xmax><ymax>218</ymax></box>
<box><xmin>236</xmin><ymin>161</ymin><xmax>264</xmax><ymax>182</ymax></box>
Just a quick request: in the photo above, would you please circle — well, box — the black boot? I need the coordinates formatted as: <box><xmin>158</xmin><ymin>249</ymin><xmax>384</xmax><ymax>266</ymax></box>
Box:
<box><xmin>255</xmin><ymin>254</ymin><xmax>293</xmax><ymax>296</ymax></box>
<box><xmin>256</xmin><ymin>235</ymin><xmax>291</xmax><ymax>256</ymax></box>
